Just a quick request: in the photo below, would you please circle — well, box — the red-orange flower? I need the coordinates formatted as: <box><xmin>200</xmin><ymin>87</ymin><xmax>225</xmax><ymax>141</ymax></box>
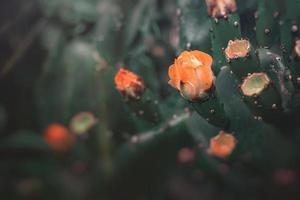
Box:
<box><xmin>208</xmin><ymin>131</ymin><xmax>236</xmax><ymax>158</ymax></box>
<box><xmin>114</xmin><ymin>68</ymin><xmax>145</xmax><ymax>100</ymax></box>
<box><xmin>44</xmin><ymin>123</ymin><xmax>75</xmax><ymax>152</ymax></box>
<box><xmin>168</xmin><ymin>50</ymin><xmax>214</xmax><ymax>101</ymax></box>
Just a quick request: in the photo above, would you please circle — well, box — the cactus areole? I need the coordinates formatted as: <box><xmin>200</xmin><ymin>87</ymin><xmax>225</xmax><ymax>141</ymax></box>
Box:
<box><xmin>225</xmin><ymin>39</ymin><xmax>250</xmax><ymax>60</ymax></box>
<box><xmin>241</xmin><ymin>73</ymin><xmax>270</xmax><ymax>97</ymax></box>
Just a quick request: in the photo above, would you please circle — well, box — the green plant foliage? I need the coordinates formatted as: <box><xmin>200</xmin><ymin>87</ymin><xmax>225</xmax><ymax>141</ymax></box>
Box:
<box><xmin>2</xmin><ymin>0</ymin><xmax>300</xmax><ymax>199</ymax></box>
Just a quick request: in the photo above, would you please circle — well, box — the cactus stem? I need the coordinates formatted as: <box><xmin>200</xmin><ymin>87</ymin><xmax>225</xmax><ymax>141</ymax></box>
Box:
<box><xmin>225</xmin><ymin>39</ymin><xmax>261</xmax><ymax>80</ymax></box>
<box><xmin>239</xmin><ymin>71</ymin><xmax>284</xmax><ymax>123</ymax></box>
<box><xmin>191</xmin><ymin>87</ymin><xmax>230</xmax><ymax>129</ymax></box>
<box><xmin>129</xmin><ymin>111</ymin><xmax>191</xmax><ymax>144</ymax></box>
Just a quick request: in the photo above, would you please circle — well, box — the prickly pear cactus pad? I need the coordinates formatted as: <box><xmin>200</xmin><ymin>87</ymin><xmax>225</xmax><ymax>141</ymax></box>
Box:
<box><xmin>2</xmin><ymin>0</ymin><xmax>300</xmax><ymax>199</ymax></box>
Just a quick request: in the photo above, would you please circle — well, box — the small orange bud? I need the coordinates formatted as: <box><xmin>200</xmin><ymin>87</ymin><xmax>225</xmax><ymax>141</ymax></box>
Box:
<box><xmin>206</xmin><ymin>0</ymin><xmax>237</xmax><ymax>18</ymax></box>
<box><xmin>44</xmin><ymin>123</ymin><xmax>75</xmax><ymax>152</ymax></box>
<box><xmin>208</xmin><ymin>131</ymin><xmax>236</xmax><ymax>158</ymax></box>
<box><xmin>114</xmin><ymin>68</ymin><xmax>145</xmax><ymax>100</ymax></box>
<box><xmin>168</xmin><ymin>50</ymin><xmax>214</xmax><ymax>101</ymax></box>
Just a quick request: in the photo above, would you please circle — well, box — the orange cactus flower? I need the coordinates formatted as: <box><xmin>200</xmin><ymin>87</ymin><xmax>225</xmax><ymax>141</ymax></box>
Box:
<box><xmin>44</xmin><ymin>123</ymin><xmax>75</xmax><ymax>152</ymax></box>
<box><xmin>208</xmin><ymin>131</ymin><xmax>236</xmax><ymax>158</ymax></box>
<box><xmin>168</xmin><ymin>50</ymin><xmax>214</xmax><ymax>101</ymax></box>
<box><xmin>114</xmin><ymin>68</ymin><xmax>145</xmax><ymax>100</ymax></box>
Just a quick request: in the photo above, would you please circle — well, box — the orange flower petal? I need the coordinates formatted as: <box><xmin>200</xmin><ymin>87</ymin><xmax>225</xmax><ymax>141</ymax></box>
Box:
<box><xmin>208</xmin><ymin>131</ymin><xmax>237</xmax><ymax>158</ymax></box>
<box><xmin>114</xmin><ymin>68</ymin><xmax>145</xmax><ymax>100</ymax></box>
<box><xmin>44</xmin><ymin>123</ymin><xmax>75</xmax><ymax>152</ymax></box>
<box><xmin>168</xmin><ymin>64</ymin><xmax>180</xmax><ymax>89</ymax></box>
<box><xmin>167</xmin><ymin>50</ymin><xmax>214</xmax><ymax>101</ymax></box>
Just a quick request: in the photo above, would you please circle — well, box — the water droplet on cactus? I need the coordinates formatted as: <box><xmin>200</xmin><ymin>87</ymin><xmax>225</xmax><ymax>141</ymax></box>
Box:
<box><xmin>279</xmin><ymin>20</ymin><xmax>284</xmax><ymax>26</ymax></box>
<box><xmin>292</xmin><ymin>25</ymin><xmax>298</xmax><ymax>32</ymax></box>
<box><xmin>176</xmin><ymin>8</ymin><xmax>181</xmax><ymax>16</ymax></box>
<box><xmin>264</xmin><ymin>29</ymin><xmax>271</xmax><ymax>34</ymax></box>
<box><xmin>297</xmin><ymin>77</ymin><xmax>300</xmax><ymax>84</ymax></box>
<box><xmin>186</xmin><ymin>42</ymin><xmax>191</xmax><ymax>49</ymax></box>
<box><xmin>254</xmin><ymin>11</ymin><xmax>259</xmax><ymax>19</ymax></box>
<box><xmin>138</xmin><ymin>110</ymin><xmax>144</xmax><ymax>115</ymax></box>
<box><xmin>255</xmin><ymin>116</ymin><xmax>262</xmax><ymax>121</ymax></box>
<box><xmin>273</xmin><ymin>11</ymin><xmax>279</xmax><ymax>18</ymax></box>
<box><xmin>131</xmin><ymin>135</ymin><xmax>139</xmax><ymax>144</ymax></box>
<box><xmin>210</xmin><ymin>109</ymin><xmax>215</xmax><ymax>114</ymax></box>
<box><xmin>184</xmin><ymin>107</ymin><xmax>190</xmax><ymax>113</ymax></box>
<box><xmin>272</xmin><ymin>104</ymin><xmax>277</xmax><ymax>109</ymax></box>
<box><xmin>233</xmin><ymin>21</ymin><xmax>239</xmax><ymax>27</ymax></box>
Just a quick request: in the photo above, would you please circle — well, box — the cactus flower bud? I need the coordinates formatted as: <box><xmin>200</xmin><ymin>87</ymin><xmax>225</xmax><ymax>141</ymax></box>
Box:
<box><xmin>115</xmin><ymin>68</ymin><xmax>145</xmax><ymax>100</ymax></box>
<box><xmin>168</xmin><ymin>50</ymin><xmax>214</xmax><ymax>101</ymax></box>
<box><xmin>208</xmin><ymin>131</ymin><xmax>236</xmax><ymax>158</ymax></box>
<box><xmin>206</xmin><ymin>0</ymin><xmax>237</xmax><ymax>18</ymax></box>
<box><xmin>44</xmin><ymin>123</ymin><xmax>75</xmax><ymax>152</ymax></box>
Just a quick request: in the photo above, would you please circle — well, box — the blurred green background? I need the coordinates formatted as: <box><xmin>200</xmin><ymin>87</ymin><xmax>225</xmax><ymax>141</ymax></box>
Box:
<box><xmin>1</xmin><ymin>0</ymin><xmax>300</xmax><ymax>199</ymax></box>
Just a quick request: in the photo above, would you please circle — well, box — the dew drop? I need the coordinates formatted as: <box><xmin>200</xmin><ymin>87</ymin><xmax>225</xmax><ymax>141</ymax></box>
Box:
<box><xmin>279</xmin><ymin>20</ymin><xmax>284</xmax><ymax>26</ymax></box>
<box><xmin>176</xmin><ymin>8</ymin><xmax>181</xmax><ymax>16</ymax></box>
<box><xmin>234</xmin><ymin>21</ymin><xmax>239</xmax><ymax>27</ymax></box>
<box><xmin>131</xmin><ymin>135</ymin><xmax>139</xmax><ymax>144</ymax></box>
<box><xmin>254</xmin><ymin>11</ymin><xmax>259</xmax><ymax>19</ymax></box>
<box><xmin>186</xmin><ymin>42</ymin><xmax>191</xmax><ymax>49</ymax></box>
<box><xmin>138</xmin><ymin>110</ymin><xmax>144</xmax><ymax>115</ymax></box>
<box><xmin>273</xmin><ymin>11</ymin><xmax>280</xmax><ymax>18</ymax></box>
<box><xmin>265</xmin><ymin>29</ymin><xmax>271</xmax><ymax>34</ymax></box>
<box><xmin>184</xmin><ymin>107</ymin><xmax>190</xmax><ymax>113</ymax></box>
<box><xmin>292</xmin><ymin>25</ymin><xmax>298</xmax><ymax>32</ymax></box>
